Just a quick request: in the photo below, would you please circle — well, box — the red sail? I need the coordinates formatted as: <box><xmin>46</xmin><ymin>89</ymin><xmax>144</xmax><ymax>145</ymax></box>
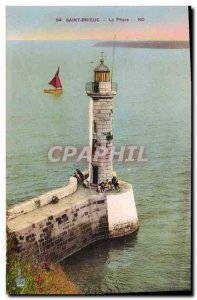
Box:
<box><xmin>48</xmin><ymin>67</ymin><xmax>62</xmax><ymax>88</ymax></box>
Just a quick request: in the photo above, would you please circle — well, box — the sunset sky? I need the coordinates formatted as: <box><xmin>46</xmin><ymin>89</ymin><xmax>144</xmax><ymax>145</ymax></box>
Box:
<box><xmin>6</xmin><ymin>6</ymin><xmax>189</xmax><ymax>41</ymax></box>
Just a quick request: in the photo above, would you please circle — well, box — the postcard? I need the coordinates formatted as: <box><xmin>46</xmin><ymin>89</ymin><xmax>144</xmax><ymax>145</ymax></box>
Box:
<box><xmin>6</xmin><ymin>6</ymin><xmax>191</xmax><ymax>295</ymax></box>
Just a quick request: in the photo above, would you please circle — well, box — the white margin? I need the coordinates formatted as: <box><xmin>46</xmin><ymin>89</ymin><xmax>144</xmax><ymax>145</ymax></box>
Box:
<box><xmin>1</xmin><ymin>1</ymin><xmax>194</xmax><ymax>299</ymax></box>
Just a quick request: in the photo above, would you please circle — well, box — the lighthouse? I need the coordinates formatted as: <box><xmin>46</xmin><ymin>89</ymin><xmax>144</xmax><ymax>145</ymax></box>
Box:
<box><xmin>86</xmin><ymin>56</ymin><xmax>117</xmax><ymax>186</ymax></box>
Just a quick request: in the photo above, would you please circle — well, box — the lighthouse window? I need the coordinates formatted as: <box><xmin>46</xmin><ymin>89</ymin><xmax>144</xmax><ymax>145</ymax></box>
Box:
<box><xmin>106</xmin><ymin>132</ymin><xmax>113</xmax><ymax>141</ymax></box>
<box><xmin>92</xmin><ymin>166</ymin><xmax>98</xmax><ymax>184</ymax></box>
<box><xmin>92</xmin><ymin>139</ymin><xmax>97</xmax><ymax>156</ymax></box>
<box><xmin>93</xmin><ymin>121</ymin><xmax>97</xmax><ymax>133</ymax></box>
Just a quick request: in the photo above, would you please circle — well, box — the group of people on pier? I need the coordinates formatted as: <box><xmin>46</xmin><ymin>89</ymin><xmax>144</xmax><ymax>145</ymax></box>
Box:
<box><xmin>73</xmin><ymin>170</ymin><xmax>120</xmax><ymax>192</ymax></box>
<box><xmin>97</xmin><ymin>176</ymin><xmax>119</xmax><ymax>193</ymax></box>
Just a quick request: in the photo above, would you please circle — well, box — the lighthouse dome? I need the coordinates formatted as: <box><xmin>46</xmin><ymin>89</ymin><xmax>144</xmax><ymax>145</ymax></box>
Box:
<box><xmin>94</xmin><ymin>59</ymin><xmax>110</xmax><ymax>72</ymax></box>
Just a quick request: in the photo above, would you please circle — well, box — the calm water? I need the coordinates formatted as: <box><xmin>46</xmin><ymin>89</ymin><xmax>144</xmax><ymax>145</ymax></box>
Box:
<box><xmin>7</xmin><ymin>40</ymin><xmax>191</xmax><ymax>293</ymax></box>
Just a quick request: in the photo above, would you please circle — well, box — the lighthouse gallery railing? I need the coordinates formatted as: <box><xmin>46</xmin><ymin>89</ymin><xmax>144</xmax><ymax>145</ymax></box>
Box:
<box><xmin>86</xmin><ymin>82</ymin><xmax>118</xmax><ymax>94</ymax></box>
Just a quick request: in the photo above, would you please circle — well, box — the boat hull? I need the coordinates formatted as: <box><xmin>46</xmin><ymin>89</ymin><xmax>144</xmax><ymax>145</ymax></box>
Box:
<box><xmin>44</xmin><ymin>89</ymin><xmax>63</xmax><ymax>94</ymax></box>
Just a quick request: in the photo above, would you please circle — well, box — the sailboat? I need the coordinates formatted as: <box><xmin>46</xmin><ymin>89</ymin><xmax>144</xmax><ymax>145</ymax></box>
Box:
<box><xmin>44</xmin><ymin>67</ymin><xmax>63</xmax><ymax>94</ymax></box>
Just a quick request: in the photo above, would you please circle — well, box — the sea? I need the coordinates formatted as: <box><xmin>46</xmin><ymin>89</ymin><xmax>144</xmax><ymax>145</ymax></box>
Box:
<box><xmin>6</xmin><ymin>40</ymin><xmax>191</xmax><ymax>293</ymax></box>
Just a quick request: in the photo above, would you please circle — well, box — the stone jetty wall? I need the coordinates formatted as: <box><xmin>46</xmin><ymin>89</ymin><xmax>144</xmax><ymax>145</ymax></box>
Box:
<box><xmin>7</xmin><ymin>176</ymin><xmax>139</xmax><ymax>263</ymax></box>
<box><xmin>13</xmin><ymin>194</ymin><xmax>109</xmax><ymax>263</ymax></box>
<box><xmin>7</xmin><ymin>177</ymin><xmax>78</xmax><ymax>221</ymax></box>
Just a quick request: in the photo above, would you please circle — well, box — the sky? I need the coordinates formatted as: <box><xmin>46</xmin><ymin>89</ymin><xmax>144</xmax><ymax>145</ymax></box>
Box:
<box><xmin>6</xmin><ymin>6</ymin><xmax>189</xmax><ymax>41</ymax></box>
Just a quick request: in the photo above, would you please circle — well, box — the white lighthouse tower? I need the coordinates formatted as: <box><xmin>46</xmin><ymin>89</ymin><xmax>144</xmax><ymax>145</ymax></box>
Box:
<box><xmin>86</xmin><ymin>55</ymin><xmax>117</xmax><ymax>186</ymax></box>
<box><xmin>85</xmin><ymin>55</ymin><xmax>139</xmax><ymax>237</ymax></box>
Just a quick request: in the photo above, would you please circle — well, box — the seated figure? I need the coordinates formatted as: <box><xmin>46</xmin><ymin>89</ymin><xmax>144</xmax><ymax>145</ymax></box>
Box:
<box><xmin>112</xmin><ymin>176</ymin><xmax>119</xmax><ymax>189</ymax></box>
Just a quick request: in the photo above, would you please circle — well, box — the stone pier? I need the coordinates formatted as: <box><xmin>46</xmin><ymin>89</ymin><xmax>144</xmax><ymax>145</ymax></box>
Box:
<box><xmin>7</xmin><ymin>177</ymin><xmax>139</xmax><ymax>263</ymax></box>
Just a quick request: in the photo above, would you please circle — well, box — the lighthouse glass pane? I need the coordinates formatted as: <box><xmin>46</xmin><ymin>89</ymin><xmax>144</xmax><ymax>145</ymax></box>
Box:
<box><xmin>106</xmin><ymin>72</ymin><xmax>110</xmax><ymax>82</ymax></box>
<box><xmin>95</xmin><ymin>72</ymin><xmax>110</xmax><ymax>82</ymax></box>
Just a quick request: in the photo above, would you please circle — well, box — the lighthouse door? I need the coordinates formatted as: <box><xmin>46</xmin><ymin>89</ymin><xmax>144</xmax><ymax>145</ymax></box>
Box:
<box><xmin>92</xmin><ymin>166</ymin><xmax>98</xmax><ymax>184</ymax></box>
